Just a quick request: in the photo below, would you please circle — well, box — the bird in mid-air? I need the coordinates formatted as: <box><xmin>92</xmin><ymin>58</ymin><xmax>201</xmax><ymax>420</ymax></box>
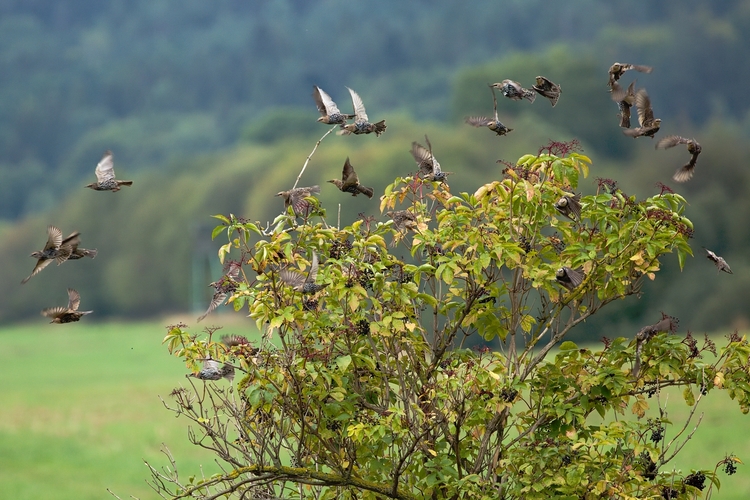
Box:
<box><xmin>556</xmin><ymin>267</ymin><xmax>584</xmax><ymax>290</ymax></box>
<box><xmin>607</xmin><ymin>62</ymin><xmax>652</xmax><ymax>87</ymax></box>
<box><xmin>22</xmin><ymin>226</ymin><xmax>77</xmax><ymax>284</ymax></box>
<box><xmin>532</xmin><ymin>76</ymin><xmax>562</xmax><ymax>107</ymax></box>
<box><xmin>655</xmin><ymin>135</ymin><xmax>702</xmax><ymax>183</ymax></box>
<box><xmin>197</xmin><ymin>261</ymin><xmax>243</xmax><ymax>322</ymax></box>
<box><xmin>41</xmin><ymin>288</ymin><xmax>93</xmax><ymax>324</ymax></box>
<box><xmin>411</xmin><ymin>135</ymin><xmax>450</xmax><ymax>182</ymax></box>
<box><xmin>554</xmin><ymin>194</ymin><xmax>582</xmax><ymax>221</ymax></box>
<box><xmin>328</xmin><ymin>157</ymin><xmax>374</xmax><ymax>198</ymax></box>
<box><xmin>339</xmin><ymin>87</ymin><xmax>387</xmax><ymax>136</ymax></box>
<box><xmin>623</xmin><ymin>89</ymin><xmax>661</xmax><ymax>138</ymax></box>
<box><xmin>610</xmin><ymin>80</ymin><xmax>636</xmax><ymax>128</ymax></box>
<box><xmin>704</xmin><ymin>248</ymin><xmax>732</xmax><ymax>274</ymax></box>
<box><xmin>279</xmin><ymin>251</ymin><xmax>327</xmax><ymax>294</ymax></box>
<box><xmin>491</xmin><ymin>79</ymin><xmax>536</xmax><ymax>103</ymax></box>
<box><xmin>61</xmin><ymin>232</ymin><xmax>97</xmax><ymax>261</ymax></box>
<box><xmin>465</xmin><ymin>86</ymin><xmax>513</xmax><ymax>136</ymax></box>
<box><xmin>84</xmin><ymin>150</ymin><xmax>133</xmax><ymax>192</ymax></box>
<box><xmin>189</xmin><ymin>359</ymin><xmax>235</xmax><ymax>382</ymax></box>
<box><xmin>312</xmin><ymin>85</ymin><xmax>355</xmax><ymax>125</ymax></box>
<box><xmin>276</xmin><ymin>185</ymin><xmax>321</xmax><ymax>217</ymax></box>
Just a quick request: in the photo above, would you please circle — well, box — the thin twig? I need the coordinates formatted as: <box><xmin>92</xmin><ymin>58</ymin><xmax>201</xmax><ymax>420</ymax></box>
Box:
<box><xmin>292</xmin><ymin>126</ymin><xmax>337</xmax><ymax>190</ymax></box>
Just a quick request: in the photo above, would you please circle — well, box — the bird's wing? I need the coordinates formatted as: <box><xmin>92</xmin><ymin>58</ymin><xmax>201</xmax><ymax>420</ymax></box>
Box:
<box><xmin>627</xmin><ymin>63</ymin><xmax>653</xmax><ymax>74</ymax></box>
<box><xmin>197</xmin><ymin>292</ymin><xmax>228</xmax><ymax>322</ymax></box>
<box><xmin>634</xmin><ymin>90</ymin><xmax>654</xmax><ymax>126</ymax></box>
<box><xmin>346</xmin><ymin>87</ymin><xmax>368</xmax><ymax>122</ymax></box>
<box><xmin>22</xmin><ymin>259</ymin><xmax>53</xmax><ymax>283</ymax></box>
<box><xmin>313</xmin><ymin>86</ymin><xmax>340</xmax><ymax>115</ymax></box>
<box><xmin>306</xmin><ymin>251</ymin><xmax>319</xmax><ymax>283</ymax></box>
<box><xmin>655</xmin><ymin>135</ymin><xmax>688</xmax><ymax>150</ymax></box>
<box><xmin>41</xmin><ymin>306</ymin><xmax>68</xmax><ymax>319</ymax></box>
<box><xmin>342</xmin><ymin>157</ymin><xmax>358</xmax><ymax>184</ymax></box>
<box><xmin>279</xmin><ymin>269</ymin><xmax>306</xmax><ymax>289</ymax></box>
<box><xmin>465</xmin><ymin>116</ymin><xmax>492</xmax><ymax>127</ymax></box>
<box><xmin>566</xmin><ymin>268</ymin><xmax>584</xmax><ymax>287</ymax></box>
<box><xmin>95</xmin><ymin>150</ymin><xmax>116</xmax><ymax>183</ymax></box>
<box><xmin>491</xmin><ymin>86</ymin><xmax>500</xmax><ymax>120</ymax></box>
<box><xmin>226</xmin><ymin>261</ymin><xmax>242</xmax><ymax>281</ymax></box>
<box><xmin>67</xmin><ymin>288</ymin><xmax>81</xmax><ymax>311</ymax></box>
<box><xmin>45</xmin><ymin>225</ymin><xmax>63</xmax><ymax>250</ymax></box>
<box><xmin>61</xmin><ymin>232</ymin><xmax>81</xmax><ymax>251</ymax></box>
<box><xmin>411</xmin><ymin>141</ymin><xmax>434</xmax><ymax>175</ymax></box>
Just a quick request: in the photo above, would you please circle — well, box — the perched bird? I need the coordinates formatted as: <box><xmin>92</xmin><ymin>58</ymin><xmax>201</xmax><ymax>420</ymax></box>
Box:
<box><xmin>22</xmin><ymin>226</ymin><xmax>77</xmax><ymax>284</ymax></box>
<box><xmin>465</xmin><ymin>86</ymin><xmax>513</xmax><ymax>136</ymax></box>
<box><xmin>491</xmin><ymin>79</ymin><xmax>536</xmax><ymax>103</ymax></box>
<box><xmin>84</xmin><ymin>150</ymin><xmax>133</xmax><ymax>192</ymax></box>
<box><xmin>279</xmin><ymin>251</ymin><xmax>327</xmax><ymax>294</ymax></box>
<box><xmin>276</xmin><ymin>185</ymin><xmax>321</xmax><ymax>217</ymax></box>
<box><xmin>197</xmin><ymin>261</ymin><xmax>243</xmax><ymax>322</ymax></box>
<box><xmin>339</xmin><ymin>87</ymin><xmax>387</xmax><ymax>136</ymax></box>
<box><xmin>655</xmin><ymin>135</ymin><xmax>702</xmax><ymax>182</ymax></box>
<box><xmin>312</xmin><ymin>85</ymin><xmax>355</xmax><ymax>125</ymax></box>
<box><xmin>607</xmin><ymin>62</ymin><xmax>652</xmax><ymax>86</ymax></box>
<box><xmin>61</xmin><ymin>232</ymin><xmax>97</xmax><ymax>261</ymax></box>
<box><xmin>704</xmin><ymin>248</ymin><xmax>732</xmax><ymax>274</ymax></box>
<box><xmin>328</xmin><ymin>157</ymin><xmax>374</xmax><ymax>198</ymax></box>
<box><xmin>532</xmin><ymin>76</ymin><xmax>562</xmax><ymax>107</ymax></box>
<box><xmin>554</xmin><ymin>194</ymin><xmax>582</xmax><ymax>221</ymax></box>
<box><xmin>189</xmin><ymin>359</ymin><xmax>235</xmax><ymax>382</ymax></box>
<box><xmin>632</xmin><ymin>314</ymin><xmax>678</xmax><ymax>377</ymax></box>
<box><xmin>41</xmin><ymin>288</ymin><xmax>93</xmax><ymax>324</ymax></box>
<box><xmin>411</xmin><ymin>135</ymin><xmax>450</xmax><ymax>182</ymax></box>
<box><xmin>610</xmin><ymin>80</ymin><xmax>636</xmax><ymax>128</ymax></box>
<box><xmin>623</xmin><ymin>89</ymin><xmax>661</xmax><ymax>138</ymax></box>
<box><xmin>387</xmin><ymin>210</ymin><xmax>419</xmax><ymax>232</ymax></box>
<box><xmin>555</xmin><ymin>267</ymin><xmax>584</xmax><ymax>291</ymax></box>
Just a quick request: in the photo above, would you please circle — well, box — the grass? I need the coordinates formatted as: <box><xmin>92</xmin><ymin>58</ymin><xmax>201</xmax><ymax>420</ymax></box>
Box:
<box><xmin>0</xmin><ymin>320</ymin><xmax>747</xmax><ymax>498</ymax></box>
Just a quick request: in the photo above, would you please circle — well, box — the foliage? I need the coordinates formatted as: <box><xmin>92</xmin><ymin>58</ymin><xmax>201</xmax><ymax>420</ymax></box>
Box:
<box><xmin>154</xmin><ymin>147</ymin><xmax>748</xmax><ymax>499</ymax></box>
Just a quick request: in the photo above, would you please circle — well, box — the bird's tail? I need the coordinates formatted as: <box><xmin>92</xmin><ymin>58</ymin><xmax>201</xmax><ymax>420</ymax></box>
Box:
<box><xmin>373</xmin><ymin>120</ymin><xmax>387</xmax><ymax>137</ymax></box>
<box><xmin>118</xmin><ymin>180</ymin><xmax>134</xmax><ymax>186</ymax></box>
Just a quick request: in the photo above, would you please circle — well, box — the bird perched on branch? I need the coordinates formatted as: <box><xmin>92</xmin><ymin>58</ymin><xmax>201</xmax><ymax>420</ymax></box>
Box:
<box><xmin>411</xmin><ymin>135</ymin><xmax>450</xmax><ymax>182</ymax></box>
<box><xmin>704</xmin><ymin>248</ymin><xmax>732</xmax><ymax>274</ymax></box>
<box><xmin>555</xmin><ymin>267</ymin><xmax>584</xmax><ymax>291</ymax></box>
<box><xmin>189</xmin><ymin>359</ymin><xmax>235</xmax><ymax>382</ymax></box>
<box><xmin>328</xmin><ymin>157</ymin><xmax>374</xmax><ymax>198</ymax></box>
<box><xmin>491</xmin><ymin>79</ymin><xmax>536</xmax><ymax>103</ymax></box>
<box><xmin>610</xmin><ymin>80</ymin><xmax>636</xmax><ymax>128</ymax></box>
<box><xmin>632</xmin><ymin>314</ymin><xmax>678</xmax><ymax>377</ymax></box>
<box><xmin>387</xmin><ymin>210</ymin><xmax>419</xmax><ymax>233</ymax></box>
<box><xmin>84</xmin><ymin>150</ymin><xmax>133</xmax><ymax>192</ymax></box>
<box><xmin>279</xmin><ymin>251</ymin><xmax>327</xmax><ymax>294</ymax></box>
<box><xmin>276</xmin><ymin>185</ymin><xmax>321</xmax><ymax>217</ymax></box>
<box><xmin>41</xmin><ymin>288</ymin><xmax>93</xmax><ymax>324</ymax></box>
<box><xmin>312</xmin><ymin>85</ymin><xmax>354</xmax><ymax>125</ymax></box>
<box><xmin>655</xmin><ymin>135</ymin><xmax>702</xmax><ymax>182</ymax></box>
<box><xmin>197</xmin><ymin>261</ymin><xmax>243</xmax><ymax>322</ymax></box>
<box><xmin>22</xmin><ymin>226</ymin><xmax>77</xmax><ymax>284</ymax></box>
<box><xmin>554</xmin><ymin>194</ymin><xmax>582</xmax><ymax>221</ymax></box>
<box><xmin>465</xmin><ymin>86</ymin><xmax>513</xmax><ymax>136</ymax></box>
<box><xmin>339</xmin><ymin>87</ymin><xmax>387</xmax><ymax>136</ymax></box>
<box><xmin>623</xmin><ymin>89</ymin><xmax>661</xmax><ymax>138</ymax></box>
<box><xmin>607</xmin><ymin>62</ymin><xmax>652</xmax><ymax>87</ymax></box>
<box><xmin>532</xmin><ymin>76</ymin><xmax>562</xmax><ymax>107</ymax></box>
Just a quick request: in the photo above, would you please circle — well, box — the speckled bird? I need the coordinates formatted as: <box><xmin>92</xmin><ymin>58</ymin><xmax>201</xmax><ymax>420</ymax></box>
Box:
<box><xmin>279</xmin><ymin>251</ymin><xmax>327</xmax><ymax>294</ymax></box>
<box><xmin>532</xmin><ymin>76</ymin><xmax>562</xmax><ymax>107</ymax></box>
<box><xmin>411</xmin><ymin>135</ymin><xmax>450</xmax><ymax>182</ymax></box>
<box><xmin>339</xmin><ymin>87</ymin><xmax>387</xmax><ymax>136</ymax></box>
<box><xmin>276</xmin><ymin>185</ymin><xmax>321</xmax><ymax>217</ymax></box>
<box><xmin>190</xmin><ymin>359</ymin><xmax>235</xmax><ymax>382</ymax></box>
<box><xmin>704</xmin><ymin>248</ymin><xmax>732</xmax><ymax>274</ymax></box>
<box><xmin>84</xmin><ymin>150</ymin><xmax>133</xmax><ymax>192</ymax></box>
<box><xmin>387</xmin><ymin>210</ymin><xmax>418</xmax><ymax>232</ymax></box>
<box><xmin>610</xmin><ymin>80</ymin><xmax>636</xmax><ymax>128</ymax></box>
<box><xmin>491</xmin><ymin>79</ymin><xmax>536</xmax><ymax>103</ymax></box>
<box><xmin>465</xmin><ymin>86</ymin><xmax>513</xmax><ymax>136</ymax></box>
<box><xmin>555</xmin><ymin>267</ymin><xmax>584</xmax><ymax>291</ymax></box>
<box><xmin>61</xmin><ymin>232</ymin><xmax>97</xmax><ymax>261</ymax></box>
<box><xmin>41</xmin><ymin>288</ymin><xmax>93</xmax><ymax>324</ymax></box>
<box><xmin>312</xmin><ymin>85</ymin><xmax>355</xmax><ymax>125</ymax></box>
<box><xmin>655</xmin><ymin>135</ymin><xmax>702</xmax><ymax>183</ymax></box>
<box><xmin>328</xmin><ymin>157</ymin><xmax>374</xmax><ymax>198</ymax></box>
<box><xmin>197</xmin><ymin>261</ymin><xmax>243</xmax><ymax>322</ymax></box>
<box><xmin>554</xmin><ymin>194</ymin><xmax>582</xmax><ymax>221</ymax></box>
<box><xmin>623</xmin><ymin>89</ymin><xmax>661</xmax><ymax>138</ymax></box>
<box><xmin>22</xmin><ymin>226</ymin><xmax>77</xmax><ymax>284</ymax></box>
<box><xmin>607</xmin><ymin>62</ymin><xmax>652</xmax><ymax>87</ymax></box>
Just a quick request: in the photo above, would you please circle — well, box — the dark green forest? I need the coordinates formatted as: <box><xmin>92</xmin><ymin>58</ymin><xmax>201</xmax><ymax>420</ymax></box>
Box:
<box><xmin>2</xmin><ymin>0</ymin><xmax>750</xmax><ymax>339</ymax></box>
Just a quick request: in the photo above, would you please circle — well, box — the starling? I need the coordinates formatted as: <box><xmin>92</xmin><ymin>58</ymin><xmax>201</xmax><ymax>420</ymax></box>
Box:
<box><xmin>655</xmin><ymin>135</ymin><xmax>702</xmax><ymax>182</ymax></box>
<box><xmin>328</xmin><ymin>157</ymin><xmax>374</xmax><ymax>198</ymax></box>
<box><xmin>339</xmin><ymin>87</ymin><xmax>387</xmax><ymax>136</ymax></box>
<box><xmin>491</xmin><ymin>79</ymin><xmax>536</xmax><ymax>103</ymax></box>
<box><xmin>623</xmin><ymin>89</ymin><xmax>661</xmax><ymax>138</ymax></box>
<box><xmin>22</xmin><ymin>226</ymin><xmax>77</xmax><ymax>284</ymax></box>
<box><xmin>411</xmin><ymin>135</ymin><xmax>450</xmax><ymax>182</ymax></box>
<box><xmin>607</xmin><ymin>62</ymin><xmax>653</xmax><ymax>87</ymax></box>
<box><xmin>41</xmin><ymin>288</ymin><xmax>93</xmax><ymax>324</ymax></box>
<box><xmin>387</xmin><ymin>210</ymin><xmax>419</xmax><ymax>232</ymax></box>
<box><xmin>279</xmin><ymin>251</ymin><xmax>328</xmax><ymax>294</ymax></box>
<box><xmin>704</xmin><ymin>248</ymin><xmax>732</xmax><ymax>274</ymax></box>
<box><xmin>190</xmin><ymin>359</ymin><xmax>235</xmax><ymax>382</ymax></box>
<box><xmin>276</xmin><ymin>185</ymin><xmax>321</xmax><ymax>217</ymax></box>
<box><xmin>610</xmin><ymin>80</ymin><xmax>636</xmax><ymax>128</ymax></box>
<box><xmin>555</xmin><ymin>267</ymin><xmax>584</xmax><ymax>291</ymax></box>
<box><xmin>61</xmin><ymin>232</ymin><xmax>98</xmax><ymax>260</ymax></box>
<box><xmin>554</xmin><ymin>194</ymin><xmax>582</xmax><ymax>221</ymax></box>
<box><xmin>632</xmin><ymin>315</ymin><xmax>678</xmax><ymax>377</ymax></box>
<box><xmin>197</xmin><ymin>261</ymin><xmax>243</xmax><ymax>322</ymax></box>
<box><xmin>312</xmin><ymin>85</ymin><xmax>355</xmax><ymax>125</ymax></box>
<box><xmin>465</xmin><ymin>86</ymin><xmax>513</xmax><ymax>136</ymax></box>
<box><xmin>84</xmin><ymin>150</ymin><xmax>133</xmax><ymax>192</ymax></box>
<box><xmin>532</xmin><ymin>76</ymin><xmax>562</xmax><ymax>107</ymax></box>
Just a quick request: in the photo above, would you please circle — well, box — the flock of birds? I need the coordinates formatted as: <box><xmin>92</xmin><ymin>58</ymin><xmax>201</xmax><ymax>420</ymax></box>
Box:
<box><xmin>21</xmin><ymin>62</ymin><xmax>733</xmax><ymax>378</ymax></box>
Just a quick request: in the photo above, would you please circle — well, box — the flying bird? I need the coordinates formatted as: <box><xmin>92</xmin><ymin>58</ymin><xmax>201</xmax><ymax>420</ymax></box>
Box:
<box><xmin>61</xmin><ymin>232</ymin><xmax>97</xmax><ymax>260</ymax></box>
<box><xmin>276</xmin><ymin>185</ymin><xmax>321</xmax><ymax>217</ymax></box>
<box><xmin>623</xmin><ymin>89</ymin><xmax>661</xmax><ymax>138</ymax></box>
<box><xmin>339</xmin><ymin>87</ymin><xmax>387</xmax><ymax>136</ymax></box>
<box><xmin>197</xmin><ymin>261</ymin><xmax>243</xmax><ymax>322</ymax></box>
<box><xmin>554</xmin><ymin>194</ymin><xmax>582</xmax><ymax>221</ymax></box>
<box><xmin>610</xmin><ymin>80</ymin><xmax>636</xmax><ymax>128</ymax></box>
<box><xmin>655</xmin><ymin>135</ymin><xmax>702</xmax><ymax>182</ymax></box>
<box><xmin>465</xmin><ymin>86</ymin><xmax>513</xmax><ymax>136</ymax></box>
<box><xmin>411</xmin><ymin>135</ymin><xmax>450</xmax><ymax>182</ymax></box>
<box><xmin>704</xmin><ymin>248</ymin><xmax>732</xmax><ymax>274</ymax></box>
<box><xmin>41</xmin><ymin>288</ymin><xmax>93</xmax><ymax>324</ymax></box>
<box><xmin>312</xmin><ymin>85</ymin><xmax>355</xmax><ymax>125</ymax></box>
<box><xmin>279</xmin><ymin>251</ymin><xmax>327</xmax><ymax>294</ymax></box>
<box><xmin>22</xmin><ymin>226</ymin><xmax>77</xmax><ymax>284</ymax></box>
<box><xmin>607</xmin><ymin>62</ymin><xmax>652</xmax><ymax>86</ymax></box>
<box><xmin>328</xmin><ymin>157</ymin><xmax>374</xmax><ymax>198</ymax></box>
<box><xmin>189</xmin><ymin>359</ymin><xmax>235</xmax><ymax>382</ymax></box>
<box><xmin>491</xmin><ymin>79</ymin><xmax>536</xmax><ymax>103</ymax></box>
<box><xmin>556</xmin><ymin>267</ymin><xmax>584</xmax><ymax>291</ymax></box>
<box><xmin>532</xmin><ymin>76</ymin><xmax>562</xmax><ymax>107</ymax></box>
<box><xmin>84</xmin><ymin>150</ymin><xmax>133</xmax><ymax>192</ymax></box>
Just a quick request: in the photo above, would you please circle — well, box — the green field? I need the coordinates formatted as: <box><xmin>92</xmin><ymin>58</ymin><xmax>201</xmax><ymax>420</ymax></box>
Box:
<box><xmin>0</xmin><ymin>320</ymin><xmax>747</xmax><ymax>499</ymax></box>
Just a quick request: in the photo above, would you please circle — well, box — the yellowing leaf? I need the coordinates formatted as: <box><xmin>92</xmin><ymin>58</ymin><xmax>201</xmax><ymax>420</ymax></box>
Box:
<box><xmin>714</xmin><ymin>372</ymin><xmax>725</xmax><ymax>388</ymax></box>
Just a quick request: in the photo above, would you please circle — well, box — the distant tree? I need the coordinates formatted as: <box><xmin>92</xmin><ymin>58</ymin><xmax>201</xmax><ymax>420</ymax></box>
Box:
<box><xmin>149</xmin><ymin>140</ymin><xmax>747</xmax><ymax>499</ymax></box>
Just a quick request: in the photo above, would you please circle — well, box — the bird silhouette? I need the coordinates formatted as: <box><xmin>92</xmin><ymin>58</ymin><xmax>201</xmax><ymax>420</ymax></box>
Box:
<box><xmin>279</xmin><ymin>251</ymin><xmax>327</xmax><ymax>294</ymax></box>
<box><xmin>491</xmin><ymin>79</ymin><xmax>536</xmax><ymax>103</ymax></box>
<box><xmin>532</xmin><ymin>76</ymin><xmax>562</xmax><ymax>107</ymax></box>
<box><xmin>554</xmin><ymin>194</ymin><xmax>582</xmax><ymax>221</ymax></box>
<box><xmin>41</xmin><ymin>288</ymin><xmax>93</xmax><ymax>324</ymax></box>
<box><xmin>276</xmin><ymin>185</ymin><xmax>321</xmax><ymax>217</ymax></box>
<box><xmin>328</xmin><ymin>157</ymin><xmax>374</xmax><ymax>198</ymax></box>
<box><xmin>610</xmin><ymin>80</ymin><xmax>636</xmax><ymax>128</ymax></box>
<box><xmin>655</xmin><ymin>135</ymin><xmax>702</xmax><ymax>182</ymax></box>
<box><xmin>411</xmin><ymin>135</ymin><xmax>450</xmax><ymax>182</ymax></box>
<box><xmin>22</xmin><ymin>226</ymin><xmax>77</xmax><ymax>284</ymax></box>
<box><xmin>197</xmin><ymin>261</ymin><xmax>243</xmax><ymax>322</ymax></box>
<box><xmin>623</xmin><ymin>89</ymin><xmax>661</xmax><ymax>138</ymax></box>
<box><xmin>556</xmin><ymin>267</ymin><xmax>584</xmax><ymax>290</ymax></box>
<box><xmin>339</xmin><ymin>87</ymin><xmax>386</xmax><ymax>136</ymax></box>
<box><xmin>465</xmin><ymin>86</ymin><xmax>513</xmax><ymax>136</ymax></box>
<box><xmin>607</xmin><ymin>62</ymin><xmax>652</xmax><ymax>86</ymax></box>
<box><xmin>84</xmin><ymin>150</ymin><xmax>133</xmax><ymax>192</ymax></box>
<box><xmin>312</xmin><ymin>85</ymin><xmax>355</xmax><ymax>125</ymax></box>
<box><xmin>704</xmin><ymin>248</ymin><xmax>732</xmax><ymax>274</ymax></box>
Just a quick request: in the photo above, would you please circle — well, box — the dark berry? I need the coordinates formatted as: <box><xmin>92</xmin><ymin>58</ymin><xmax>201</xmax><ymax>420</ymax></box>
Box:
<box><xmin>684</xmin><ymin>472</ymin><xmax>706</xmax><ymax>490</ymax></box>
